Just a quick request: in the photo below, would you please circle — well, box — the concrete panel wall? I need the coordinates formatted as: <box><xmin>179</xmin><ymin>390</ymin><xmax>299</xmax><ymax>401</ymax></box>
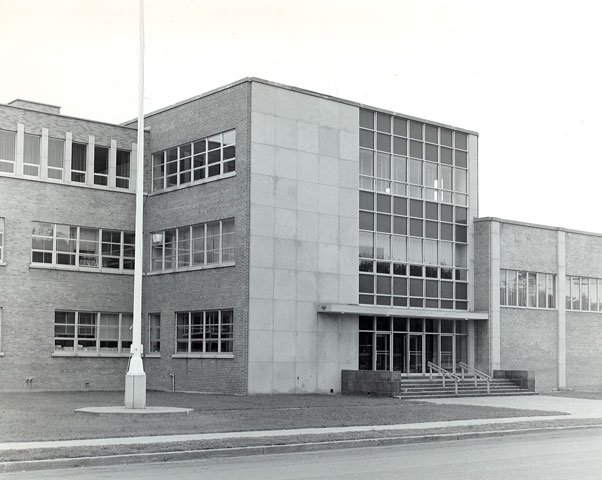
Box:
<box><xmin>248</xmin><ymin>82</ymin><xmax>359</xmax><ymax>393</ymax></box>
<box><xmin>474</xmin><ymin>221</ymin><xmax>490</xmax><ymax>312</ymax></box>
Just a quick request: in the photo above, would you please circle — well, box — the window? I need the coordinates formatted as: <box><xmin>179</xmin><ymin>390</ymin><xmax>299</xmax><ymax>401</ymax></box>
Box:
<box><xmin>501</xmin><ymin>269</ymin><xmax>555</xmax><ymax>309</ymax></box>
<box><xmin>93</xmin><ymin>146</ymin><xmax>109</xmax><ymax>185</ymax></box>
<box><xmin>53</xmin><ymin>311</ymin><xmax>132</xmax><ymax>355</ymax></box>
<box><xmin>0</xmin><ymin>217</ymin><xmax>4</xmax><ymax>263</ymax></box>
<box><xmin>175</xmin><ymin>309</ymin><xmax>233</xmax><ymax>356</ymax></box>
<box><xmin>116</xmin><ymin>150</ymin><xmax>130</xmax><ymax>189</ymax></box>
<box><xmin>47</xmin><ymin>138</ymin><xmax>64</xmax><ymax>180</ymax></box>
<box><xmin>148</xmin><ymin>313</ymin><xmax>160</xmax><ymax>354</ymax></box>
<box><xmin>150</xmin><ymin>218</ymin><xmax>235</xmax><ymax>272</ymax></box>
<box><xmin>566</xmin><ymin>276</ymin><xmax>602</xmax><ymax>311</ymax></box>
<box><xmin>31</xmin><ymin>223</ymin><xmax>134</xmax><ymax>271</ymax></box>
<box><xmin>152</xmin><ymin>129</ymin><xmax>236</xmax><ymax>192</ymax></box>
<box><xmin>71</xmin><ymin>143</ymin><xmax>87</xmax><ymax>182</ymax></box>
<box><xmin>0</xmin><ymin>129</ymin><xmax>16</xmax><ymax>173</ymax></box>
<box><xmin>23</xmin><ymin>133</ymin><xmax>40</xmax><ymax>177</ymax></box>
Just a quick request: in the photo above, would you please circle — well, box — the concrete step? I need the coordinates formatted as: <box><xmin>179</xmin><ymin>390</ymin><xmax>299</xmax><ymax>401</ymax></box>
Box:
<box><xmin>395</xmin><ymin>391</ymin><xmax>539</xmax><ymax>399</ymax></box>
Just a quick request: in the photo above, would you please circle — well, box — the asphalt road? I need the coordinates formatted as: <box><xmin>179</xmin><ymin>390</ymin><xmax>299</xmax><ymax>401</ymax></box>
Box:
<box><xmin>4</xmin><ymin>428</ymin><xmax>602</xmax><ymax>479</ymax></box>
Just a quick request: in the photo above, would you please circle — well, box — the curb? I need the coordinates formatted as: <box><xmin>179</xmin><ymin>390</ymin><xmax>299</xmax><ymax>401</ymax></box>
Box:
<box><xmin>2</xmin><ymin>423</ymin><xmax>601</xmax><ymax>473</ymax></box>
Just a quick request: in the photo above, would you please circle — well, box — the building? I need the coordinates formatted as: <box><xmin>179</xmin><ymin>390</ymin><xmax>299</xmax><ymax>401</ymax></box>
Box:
<box><xmin>0</xmin><ymin>78</ymin><xmax>600</xmax><ymax>394</ymax></box>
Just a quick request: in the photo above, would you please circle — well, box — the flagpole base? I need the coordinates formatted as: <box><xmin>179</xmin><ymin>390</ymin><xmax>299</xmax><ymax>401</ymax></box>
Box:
<box><xmin>125</xmin><ymin>355</ymin><xmax>146</xmax><ymax>409</ymax></box>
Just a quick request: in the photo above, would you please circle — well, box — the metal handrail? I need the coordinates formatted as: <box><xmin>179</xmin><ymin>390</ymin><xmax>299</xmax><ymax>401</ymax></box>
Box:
<box><xmin>459</xmin><ymin>362</ymin><xmax>491</xmax><ymax>394</ymax></box>
<box><xmin>427</xmin><ymin>361</ymin><xmax>460</xmax><ymax>395</ymax></box>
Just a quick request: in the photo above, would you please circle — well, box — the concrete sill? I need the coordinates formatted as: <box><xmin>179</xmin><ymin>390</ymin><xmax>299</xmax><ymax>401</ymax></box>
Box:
<box><xmin>145</xmin><ymin>353</ymin><xmax>161</xmax><ymax>358</ymax></box>
<box><xmin>0</xmin><ymin>352</ymin><xmax>4</xmax><ymax>357</ymax></box>
<box><xmin>51</xmin><ymin>352</ymin><xmax>130</xmax><ymax>358</ymax></box>
<box><xmin>149</xmin><ymin>171</ymin><xmax>237</xmax><ymax>197</ymax></box>
<box><xmin>171</xmin><ymin>353</ymin><xmax>234</xmax><ymax>359</ymax></box>
<box><xmin>30</xmin><ymin>264</ymin><xmax>135</xmax><ymax>275</ymax></box>
<box><xmin>0</xmin><ymin>262</ymin><xmax>6</xmax><ymax>267</ymax></box>
<box><xmin>147</xmin><ymin>262</ymin><xmax>235</xmax><ymax>276</ymax></box>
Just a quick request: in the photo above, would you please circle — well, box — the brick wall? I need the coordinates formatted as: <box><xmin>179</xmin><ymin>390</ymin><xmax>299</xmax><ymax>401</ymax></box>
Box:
<box><xmin>0</xmin><ymin>176</ymin><xmax>135</xmax><ymax>390</ymax></box>
<box><xmin>499</xmin><ymin>308</ymin><xmax>557</xmax><ymax>389</ymax></box>
<box><xmin>566</xmin><ymin>313</ymin><xmax>602</xmax><ymax>390</ymax></box>
<box><xmin>140</xmin><ymin>82</ymin><xmax>251</xmax><ymax>394</ymax></box>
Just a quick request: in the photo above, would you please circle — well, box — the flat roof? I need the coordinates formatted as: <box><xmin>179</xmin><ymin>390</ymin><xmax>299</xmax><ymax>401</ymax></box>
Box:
<box><xmin>0</xmin><ymin>102</ymin><xmax>139</xmax><ymax>132</ymax></box>
<box><xmin>124</xmin><ymin>77</ymin><xmax>479</xmax><ymax>135</ymax></box>
<box><xmin>475</xmin><ymin>216</ymin><xmax>602</xmax><ymax>239</ymax></box>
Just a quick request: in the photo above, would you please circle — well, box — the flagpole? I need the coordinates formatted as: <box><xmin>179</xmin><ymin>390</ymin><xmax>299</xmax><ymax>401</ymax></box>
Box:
<box><xmin>125</xmin><ymin>0</ymin><xmax>146</xmax><ymax>409</ymax></box>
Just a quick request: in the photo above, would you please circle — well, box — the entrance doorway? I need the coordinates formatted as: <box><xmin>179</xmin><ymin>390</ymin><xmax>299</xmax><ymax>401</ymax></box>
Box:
<box><xmin>358</xmin><ymin>316</ymin><xmax>469</xmax><ymax>376</ymax></box>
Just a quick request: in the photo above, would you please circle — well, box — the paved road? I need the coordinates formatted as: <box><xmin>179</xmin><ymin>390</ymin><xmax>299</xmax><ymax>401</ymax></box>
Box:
<box><xmin>4</xmin><ymin>428</ymin><xmax>601</xmax><ymax>479</ymax></box>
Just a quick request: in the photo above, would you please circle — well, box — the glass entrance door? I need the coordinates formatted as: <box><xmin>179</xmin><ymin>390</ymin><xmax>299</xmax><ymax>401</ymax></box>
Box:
<box><xmin>393</xmin><ymin>333</ymin><xmax>407</xmax><ymax>373</ymax></box>
<box><xmin>441</xmin><ymin>336</ymin><xmax>453</xmax><ymax>371</ymax></box>
<box><xmin>375</xmin><ymin>333</ymin><xmax>390</xmax><ymax>371</ymax></box>
<box><xmin>409</xmin><ymin>335</ymin><xmax>423</xmax><ymax>373</ymax></box>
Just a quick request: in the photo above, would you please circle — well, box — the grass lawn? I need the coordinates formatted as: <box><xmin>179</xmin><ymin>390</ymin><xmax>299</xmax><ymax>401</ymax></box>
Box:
<box><xmin>0</xmin><ymin>391</ymin><xmax>563</xmax><ymax>442</ymax></box>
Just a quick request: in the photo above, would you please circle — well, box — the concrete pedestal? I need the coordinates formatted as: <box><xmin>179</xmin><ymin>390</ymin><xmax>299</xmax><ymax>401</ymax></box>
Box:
<box><xmin>125</xmin><ymin>372</ymin><xmax>147</xmax><ymax>409</ymax></box>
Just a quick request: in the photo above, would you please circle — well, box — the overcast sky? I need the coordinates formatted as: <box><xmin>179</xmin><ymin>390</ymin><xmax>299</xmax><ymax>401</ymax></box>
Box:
<box><xmin>2</xmin><ymin>0</ymin><xmax>601</xmax><ymax>233</ymax></box>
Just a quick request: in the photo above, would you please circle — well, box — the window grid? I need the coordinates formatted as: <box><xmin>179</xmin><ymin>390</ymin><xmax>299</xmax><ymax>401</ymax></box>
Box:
<box><xmin>0</xmin><ymin>217</ymin><xmax>4</xmax><ymax>263</ymax></box>
<box><xmin>0</xmin><ymin>129</ymin><xmax>16</xmax><ymax>174</ymax></box>
<box><xmin>71</xmin><ymin>142</ymin><xmax>87</xmax><ymax>183</ymax></box>
<box><xmin>47</xmin><ymin>137</ymin><xmax>64</xmax><ymax>180</ymax></box>
<box><xmin>175</xmin><ymin>309</ymin><xmax>233</xmax><ymax>355</ymax></box>
<box><xmin>23</xmin><ymin>133</ymin><xmax>41</xmax><ymax>177</ymax></box>
<box><xmin>359</xmin><ymin>109</ymin><xmax>468</xmax><ymax>205</ymax></box>
<box><xmin>115</xmin><ymin>149</ymin><xmax>131</xmax><ymax>189</ymax></box>
<box><xmin>53</xmin><ymin>311</ymin><xmax>132</xmax><ymax>355</ymax></box>
<box><xmin>93</xmin><ymin>146</ymin><xmax>109</xmax><ymax>186</ymax></box>
<box><xmin>148</xmin><ymin>313</ymin><xmax>161</xmax><ymax>354</ymax></box>
<box><xmin>31</xmin><ymin>222</ymin><xmax>135</xmax><ymax>272</ymax></box>
<box><xmin>565</xmin><ymin>275</ymin><xmax>602</xmax><ymax>312</ymax></box>
<box><xmin>500</xmin><ymin>269</ymin><xmax>556</xmax><ymax>309</ymax></box>
<box><xmin>359</xmin><ymin>187</ymin><xmax>468</xmax><ymax>310</ymax></box>
<box><xmin>151</xmin><ymin>218</ymin><xmax>235</xmax><ymax>272</ymax></box>
<box><xmin>152</xmin><ymin>129</ymin><xmax>236</xmax><ymax>192</ymax></box>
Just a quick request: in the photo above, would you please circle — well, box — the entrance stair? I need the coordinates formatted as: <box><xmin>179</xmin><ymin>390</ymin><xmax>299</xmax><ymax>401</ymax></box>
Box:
<box><xmin>395</xmin><ymin>363</ymin><xmax>536</xmax><ymax>399</ymax></box>
<box><xmin>396</xmin><ymin>377</ymin><xmax>537</xmax><ymax>399</ymax></box>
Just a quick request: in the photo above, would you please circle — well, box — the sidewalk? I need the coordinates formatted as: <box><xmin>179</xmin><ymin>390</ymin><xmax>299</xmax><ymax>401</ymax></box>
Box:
<box><xmin>1</xmin><ymin>394</ymin><xmax>601</xmax><ymax>472</ymax></box>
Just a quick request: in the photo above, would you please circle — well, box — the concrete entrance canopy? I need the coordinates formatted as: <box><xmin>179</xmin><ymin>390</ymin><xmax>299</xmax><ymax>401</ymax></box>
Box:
<box><xmin>317</xmin><ymin>303</ymin><xmax>489</xmax><ymax>321</ymax></box>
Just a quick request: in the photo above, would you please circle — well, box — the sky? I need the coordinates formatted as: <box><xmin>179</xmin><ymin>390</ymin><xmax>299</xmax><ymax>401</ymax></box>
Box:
<box><xmin>2</xmin><ymin>0</ymin><xmax>601</xmax><ymax>232</ymax></box>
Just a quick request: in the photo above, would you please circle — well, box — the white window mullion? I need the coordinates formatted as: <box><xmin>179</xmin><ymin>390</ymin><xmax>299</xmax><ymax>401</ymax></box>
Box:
<box><xmin>218</xmin><ymin>221</ymin><xmax>223</xmax><ymax>264</ymax></box>
<box><xmin>202</xmin><ymin>311</ymin><xmax>206</xmax><ymax>353</ymax></box>
<box><xmin>188</xmin><ymin>312</ymin><xmax>192</xmax><ymax>354</ymax></box>
<box><xmin>74</xmin><ymin>311</ymin><xmax>79</xmax><ymax>355</ymax></box>
<box><xmin>118</xmin><ymin>313</ymin><xmax>122</xmax><ymax>354</ymax></box>
<box><xmin>52</xmin><ymin>223</ymin><xmax>57</xmax><ymax>266</ymax></box>
<box><xmin>217</xmin><ymin>310</ymin><xmax>222</xmax><ymax>354</ymax></box>
<box><xmin>120</xmin><ymin>230</ymin><xmax>124</xmax><ymax>271</ymax></box>
<box><xmin>162</xmin><ymin>230</ymin><xmax>166</xmax><ymax>271</ymax></box>
<box><xmin>175</xmin><ymin>228</ymin><xmax>179</xmax><ymax>270</ymax></box>
<box><xmin>96</xmin><ymin>312</ymin><xmax>100</xmax><ymax>354</ymax></box>
<box><xmin>188</xmin><ymin>225</ymin><xmax>193</xmax><ymax>268</ymax></box>
<box><xmin>204</xmin><ymin>224</ymin><xmax>207</xmax><ymax>267</ymax></box>
<box><xmin>176</xmin><ymin>146</ymin><xmax>181</xmax><ymax>186</ymax></box>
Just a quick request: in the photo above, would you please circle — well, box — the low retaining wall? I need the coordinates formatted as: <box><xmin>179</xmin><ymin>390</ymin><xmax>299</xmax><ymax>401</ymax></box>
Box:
<box><xmin>341</xmin><ymin>370</ymin><xmax>401</xmax><ymax>396</ymax></box>
<box><xmin>493</xmin><ymin>370</ymin><xmax>535</xmax><ymax>391</ymax></box>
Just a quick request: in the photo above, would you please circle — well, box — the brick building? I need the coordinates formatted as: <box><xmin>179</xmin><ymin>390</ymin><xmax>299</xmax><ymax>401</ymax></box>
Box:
<box><xmin>0</xmin><ymin>78</ymin><xmax>600</xmax><ymax>393</ymax></box>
